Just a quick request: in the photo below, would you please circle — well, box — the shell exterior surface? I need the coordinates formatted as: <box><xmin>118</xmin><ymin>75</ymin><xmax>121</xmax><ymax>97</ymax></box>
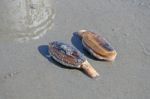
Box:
<box><xmin>48</xmin><ymin>41</ymin><xmax>86</xmax><ymax>68</ymax></box>
<box><xmin>78</xmin><ymin>30</ymin><xmax>117</xmax><ymax>61</ymax></box>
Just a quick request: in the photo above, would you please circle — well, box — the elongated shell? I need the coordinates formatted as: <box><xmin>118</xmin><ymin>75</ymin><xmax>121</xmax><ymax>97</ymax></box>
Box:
<box><xmin>48</xmin><ymin>41</ymin><xmax>86</xmax><ymax>68</ymax></box>
<box><xmin>78</xmin><ymin>30</ymin><xmax>117</xmax><ymax>61</ymax></box>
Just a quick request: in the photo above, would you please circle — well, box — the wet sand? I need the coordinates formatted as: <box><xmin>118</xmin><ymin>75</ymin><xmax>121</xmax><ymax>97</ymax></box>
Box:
<box><xmin>0</xmin><ymin>0</ymin><xmax>150</xmax><ymax>99</ymax></box>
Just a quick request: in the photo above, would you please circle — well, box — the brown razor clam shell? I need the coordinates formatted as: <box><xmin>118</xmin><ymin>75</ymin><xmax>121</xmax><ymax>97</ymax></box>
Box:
<box><xmin>78</xmin><ymin>30</ymin><xmax>117</xmax><ymax>61</ymax></box>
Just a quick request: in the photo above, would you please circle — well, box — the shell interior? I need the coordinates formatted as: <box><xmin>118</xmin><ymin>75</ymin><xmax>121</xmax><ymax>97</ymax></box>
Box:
<box><xmin>80</xmin><ymin>31</ymin><xmax>117</xmax><ymax>60</ymax></box>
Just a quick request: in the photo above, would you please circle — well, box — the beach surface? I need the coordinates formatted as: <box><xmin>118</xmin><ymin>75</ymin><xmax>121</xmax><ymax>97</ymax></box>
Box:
<box><xmin>0</xmin><ymin>0</ymin><xmax>150</xmax><ymax>99</ymax></box>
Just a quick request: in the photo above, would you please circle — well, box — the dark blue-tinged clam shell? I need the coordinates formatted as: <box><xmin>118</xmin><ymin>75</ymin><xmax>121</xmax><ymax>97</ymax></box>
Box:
<box><xmin>48</xmin><ymin>41</ymin><xmax>86</xmax><ymax>68</ymax></box>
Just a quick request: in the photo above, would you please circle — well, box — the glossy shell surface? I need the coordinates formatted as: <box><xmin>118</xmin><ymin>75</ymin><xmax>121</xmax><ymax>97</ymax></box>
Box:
<box><xmin>78</xmin><ymin>30</ymin><xmax>117</xmax><ymax>61</ymax></box>
<box><xmin>48</xmin><ymin>41</ymin><xmax>86</xmax><ymax>68</ymax></box>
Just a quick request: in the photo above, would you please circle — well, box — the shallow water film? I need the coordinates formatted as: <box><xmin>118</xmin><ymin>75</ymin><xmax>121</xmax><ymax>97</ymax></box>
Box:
<box><xmin>0</xmin><ymin>0</ymin><xmax>55</xmax><ymax>42</ymax></box>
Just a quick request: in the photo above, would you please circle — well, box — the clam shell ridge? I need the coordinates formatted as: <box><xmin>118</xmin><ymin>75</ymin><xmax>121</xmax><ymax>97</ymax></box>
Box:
<box><xmin>48</xmin><ymin>41</ymin><xmax>86</xmax><ymax>68</ymax></box>
<box><xmin>78</xmin><ymin>30</ymin><xmax>117</xmax><ymax>61</ymax></box>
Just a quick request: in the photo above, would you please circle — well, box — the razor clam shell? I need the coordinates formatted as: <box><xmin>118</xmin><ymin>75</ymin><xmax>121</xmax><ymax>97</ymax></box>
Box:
<box><xmin>79</xmin><ymin>30</ymin><xmax>117</xmax><ymax>61</ymax></box>
<box><xmin>49</xmin><ymin>41</ymin><xmax>86</xmax><ymax>68</ymax></box>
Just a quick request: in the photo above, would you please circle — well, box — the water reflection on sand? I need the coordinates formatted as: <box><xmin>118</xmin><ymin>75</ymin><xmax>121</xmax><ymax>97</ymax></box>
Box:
<box><xmin>0</xmin><ymin>0</ymin><xmax>55</xmax><ymax>42</ymax></box>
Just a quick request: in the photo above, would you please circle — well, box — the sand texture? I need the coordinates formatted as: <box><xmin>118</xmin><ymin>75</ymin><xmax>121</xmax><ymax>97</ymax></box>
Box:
<box><xmin>0</xmin><ymin>0</ymin><xmax>150</xmax><ymax>99</ymax></box>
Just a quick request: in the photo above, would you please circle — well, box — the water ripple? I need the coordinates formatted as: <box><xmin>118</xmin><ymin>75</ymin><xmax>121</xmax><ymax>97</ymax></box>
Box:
<box><xmin>0</xmin><ymin>0</ymin><xmax>55</xmax><ymax>42</ymax></box>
